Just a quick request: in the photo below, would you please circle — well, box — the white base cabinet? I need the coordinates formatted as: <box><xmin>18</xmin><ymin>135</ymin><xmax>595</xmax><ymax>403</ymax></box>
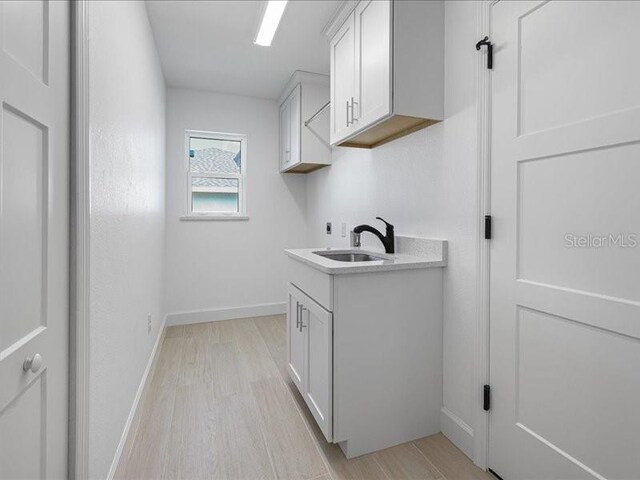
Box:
<box><xmin>287</xmin><ymin>284</ymin><xmax>333</xmax><ymax>441</ymax></box>
<box><xmin>286</xmin><ymin>257</ymin><xmax>443</xmax><ymax>457</ymax></box>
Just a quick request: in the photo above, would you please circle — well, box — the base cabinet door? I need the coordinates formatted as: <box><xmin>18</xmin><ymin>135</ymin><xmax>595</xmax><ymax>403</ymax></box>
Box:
<box><xmin>287</xmin><ymin>285</ymin><xmax>306</xmax><ymax>391</ymax></box>
<box><xmin>287</xmin><ymin>284</ymin><xmax>333</xmax><ymax>442</ymax></box>
<box><xmin>301</xmin><ymin>295</ymin><xmax>333</xmax><ymax>442</ymax></box>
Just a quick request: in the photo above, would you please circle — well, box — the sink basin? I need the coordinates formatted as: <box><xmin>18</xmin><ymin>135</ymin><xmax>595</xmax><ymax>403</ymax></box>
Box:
<box><xmin>313</xmin><ymin>251</ymin><xmax>387</xmax><ymax>262</ymax></box>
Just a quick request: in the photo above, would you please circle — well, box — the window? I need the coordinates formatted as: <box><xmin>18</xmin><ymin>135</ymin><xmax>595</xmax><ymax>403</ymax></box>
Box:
<box><xmin>184</xmin><ymin>130</ymin><xmax>247</xmax><ymax>219</ymax></box>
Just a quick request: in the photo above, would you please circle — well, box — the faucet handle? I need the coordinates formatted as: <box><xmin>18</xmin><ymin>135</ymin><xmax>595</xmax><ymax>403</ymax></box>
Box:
<box><xmin>375</xmin><ymin>217</ymin><xmax>394</xmax><ymax>230</ymax></box>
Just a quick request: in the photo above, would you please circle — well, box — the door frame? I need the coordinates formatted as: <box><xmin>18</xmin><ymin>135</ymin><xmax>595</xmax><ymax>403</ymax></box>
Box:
<box><xmin>474</xmin><ymin>0</ymin><xmax>498</xmax><ymax>471</ymax></box>
<box><xmin>70</xmin><ymin>0</ymin><xmax>90</xmax><ymax>478</ymax></box>
<box><xmin>63</xmin><ymin>0</ymin><xmax>499</xmax><ymax>476</ymax></box>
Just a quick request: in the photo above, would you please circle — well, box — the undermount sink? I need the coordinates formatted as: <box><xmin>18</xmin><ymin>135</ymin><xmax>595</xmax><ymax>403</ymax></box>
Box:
<box><xmin>313</xmin><ymin>251</ymin><xmax>387</xmax><ymax>262</ymax></box>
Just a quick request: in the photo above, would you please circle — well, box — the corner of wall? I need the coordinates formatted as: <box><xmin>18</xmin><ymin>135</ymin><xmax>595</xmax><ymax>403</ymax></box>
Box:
<box><xmin>440</xmin><ymin>406</ymin><xmax>474</xmax><ymax>459</ymax></box>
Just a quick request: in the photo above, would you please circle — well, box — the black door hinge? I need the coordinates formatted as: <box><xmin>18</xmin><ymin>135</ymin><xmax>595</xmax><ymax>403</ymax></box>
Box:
<box><xmin>484</xmin><ymin>215</ymin><xmax>492</xmax><ymax>240</ymax></box>
<box><xmin>476</xmin><ymin>36</ymin><xmax>493</xmax><ymax>69</ymax></box>
<box><xmin>483</xmin><ymin>385</ymin><xmax>491</xmax><ymax>411</ymax></box>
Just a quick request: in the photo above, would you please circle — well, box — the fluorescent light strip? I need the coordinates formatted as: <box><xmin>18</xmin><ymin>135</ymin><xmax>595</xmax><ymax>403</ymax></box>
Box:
<box><xmin>254</xmin><ymin>0</ymin><xmax>288</xmax><ymax>47</ymax></box>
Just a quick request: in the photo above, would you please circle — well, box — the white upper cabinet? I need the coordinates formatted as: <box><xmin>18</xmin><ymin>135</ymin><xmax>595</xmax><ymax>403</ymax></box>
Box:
<box><xmin>279</xmin><ymin>84</ymin><xmax>300</xmax><ymax>171</ymax></box>
<box><xmin>279</xmin><ymin>72</ymin><xmax>331</xmax><ymax>173</ymax></box>
<box><xmin>330</xmin><ymin>11</ymin><xmax>356</xmax><ymax>144</ymax></box>
<box><xmin>329</xmin><ymin>0</ymin><xmax>444</xmax><ymax>148</ymax></box>
<box><xmin>354</xmin><ymin>0</ymin><xmax>391</xmax><ymax>129</ymax></box>
<box><xmin>279</xmin><ymin>91</ymin><xmax>292</xmax><ymax>170</ymax></box>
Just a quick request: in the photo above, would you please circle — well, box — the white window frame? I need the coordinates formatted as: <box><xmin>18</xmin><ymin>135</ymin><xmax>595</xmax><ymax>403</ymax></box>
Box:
<box><xmin>182</xmin><ymin>129</ymin><xmax>248</xmax><ymax>220</ymax></box>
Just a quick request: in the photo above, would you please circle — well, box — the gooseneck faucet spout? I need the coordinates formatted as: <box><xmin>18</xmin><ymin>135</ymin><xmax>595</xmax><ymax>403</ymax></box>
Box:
<box><xmin>353</xmin><ymin>217</ymin><xmax>395</xmax><ymax>254</ymax></box>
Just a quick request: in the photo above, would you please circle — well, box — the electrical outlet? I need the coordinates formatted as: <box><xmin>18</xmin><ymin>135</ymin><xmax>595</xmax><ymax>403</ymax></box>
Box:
<box><xmin>326</xmin><ymin>222</ymin><xmax>332</xmax><ymax>235</ymax></box>
<box><xmin>147</xmin><ymin>313</ymin><xmax>152</xmax><ymax>333</ymax></box>
<box><xmin>341</xmin><ymin>222</ymin><xmax>347</xmax><ymax>238</ymax></box>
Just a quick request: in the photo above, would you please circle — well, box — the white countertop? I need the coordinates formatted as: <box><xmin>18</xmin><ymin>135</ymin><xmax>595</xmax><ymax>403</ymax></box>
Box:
<box><xmin>284</xmin><ymin>247</ymin><xmax>447</xmax><ymax>275</ymax></box>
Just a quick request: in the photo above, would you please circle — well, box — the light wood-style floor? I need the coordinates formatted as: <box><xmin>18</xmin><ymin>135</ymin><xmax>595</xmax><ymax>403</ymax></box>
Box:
<box><xmin>115</xmin><ymin>315</ymin><xmax>492</xmax><ymax>480</ymax></box>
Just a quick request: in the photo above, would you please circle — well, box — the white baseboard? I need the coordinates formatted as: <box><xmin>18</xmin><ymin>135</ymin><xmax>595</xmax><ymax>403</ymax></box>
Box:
<box><xmin>166</xmin><ymin>302</ymin><xmax>286</xmax><ymax>326</ymax></box>
<box><xmin>440</xmin><ymin>406</ymin><xmax>475</xmax><ymax>460</ymax></box>
<box><xmin>106</xmin><ymin>314</ymin><xmax>167</xmax><ymax>480</ymax></box>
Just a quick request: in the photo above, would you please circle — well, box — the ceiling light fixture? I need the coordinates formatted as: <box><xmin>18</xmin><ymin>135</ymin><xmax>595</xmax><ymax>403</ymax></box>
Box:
<box><xmin>254</xmin><ymin>0</ymin><xmax>288</xmax><ymax>47</ymax></box>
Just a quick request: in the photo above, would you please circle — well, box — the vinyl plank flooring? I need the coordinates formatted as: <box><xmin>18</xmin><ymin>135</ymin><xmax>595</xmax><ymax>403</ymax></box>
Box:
<box><xmin>179</xmin><ymin>331</ymin><xmax>210</xmax><ymax>385</ymax></box>
<box><xmin>164</xmin><ymin>325</ymin><xmax>184</xmax><ymax>338</ymax></box>
<box><xmin>233</xmin><ymin>317</ymin><xmax>281</xmax><ymax>382</ymax></box>
<box><xmin>413</xmin><ymin>434</ymin><xmax>493</xmax><ymax>480</ymax></box>
<box><xmin>209</xmin><ymin>319</ymin><xmax>236</xmax><ymax>344</ymax></box>
<box><xmin>251</xmin><ymin>377</ymin><xmax>328</xmax><ymax>480</ymax></box>
<box><xmin>253</xmin><ymin>315</ymin><xmax>288</xmax><ymax>379</ymax></box>
<box><xmin>208</xmin><ymin>341</ymin><xmax>250</xmax><ymax>398</ymax></box>
<box><xmin>319</xmin><ymin>442</ymin><xmax>389</xmax><ymax>480</ymax></box>
<box><xmin>118</xmin><ymin>316</ymin><xmax>492</xmax><ymax>480</ymax></box>
<box><xmin>163</xmin><ymin>384</ymin><xmax>216</xmax><ymax>480</ymax></box>
<box><xmin>114</xmin><ymin>336</ymin><xmax>185</xmax><ymax>480</ymax></box>
<box><xmin>373</xmin><ymin>442</ymin><xmax>444</xmax><ymax>480</ymax></box>
<box><xmin>183</xmin><ymin>321</ymin><xmax>211</xmax><ymax>337</ymax></box>
<box><xmin>209</xmin><ymin>390</ymin><xmax>274</xmax><ymax>480</ymax></box>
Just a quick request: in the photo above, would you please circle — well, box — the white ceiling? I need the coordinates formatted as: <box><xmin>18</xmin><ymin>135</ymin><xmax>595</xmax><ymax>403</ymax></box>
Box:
<box><xmin>145</xmin><ymin>1</ymin><xmax>340</xmax><ymax>99</ymax></box>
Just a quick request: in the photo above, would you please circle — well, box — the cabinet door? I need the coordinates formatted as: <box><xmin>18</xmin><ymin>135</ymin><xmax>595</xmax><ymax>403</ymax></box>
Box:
<box><xmin>354</xmin><ymin>0</ymin><xmax>392</xmax><ymax>129</ymax></box>
<box><xmin>330</xmin><ymin>11</ymin><xmax>356</xmax><ymax>145</ymax></box>
<box><xmin>287</xmin><ymin>285</ymin><xmax>305</xmax><ymax>392</ymax></box>
<box><xmin>279</xmin><ymin>99</ymin><xmax>291</xmax><ymax>171</ymax></box>
<box><xmin>301</xmin><ymin>295</ymin><xmax>333</xmax><ymax>442</ymax></box>
<box><xmin>289</xmin><ymin>84</ymin><xmax>301</xmax><ymax>167</ymax></box>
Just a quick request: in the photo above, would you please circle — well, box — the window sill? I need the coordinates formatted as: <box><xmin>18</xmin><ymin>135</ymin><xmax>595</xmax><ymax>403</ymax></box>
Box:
<box><xmin>180</xmin><ymin>215</ymin><xmax>249</xmax><ymax>222</ymax></box>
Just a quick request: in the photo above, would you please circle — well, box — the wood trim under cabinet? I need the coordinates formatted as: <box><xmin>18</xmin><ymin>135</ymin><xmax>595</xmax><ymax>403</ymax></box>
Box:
<box><xmin>339</xmin><ymin>115</ymin><xmax>440</xmax><ymax>149</ymax></box>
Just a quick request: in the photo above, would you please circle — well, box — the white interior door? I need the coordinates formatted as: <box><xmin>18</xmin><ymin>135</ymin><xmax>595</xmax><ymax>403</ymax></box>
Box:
<box><xmin>0</xmin><ymin>1</ymin><xmax>69</xmax><ymax>478</ymax></box>
<box><xmin>489</xmin><ymin>1</ymin><xmax>640</xmax><ymax>479</ymax></box>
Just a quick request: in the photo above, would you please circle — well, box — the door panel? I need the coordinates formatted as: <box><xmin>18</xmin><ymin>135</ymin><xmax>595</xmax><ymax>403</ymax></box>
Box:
<box><xmin>287</xmin><ymin>285</ymin><xmax>305</xmax><ymax>392</ymax></box>
<box><xmin>303</xmin><ymin>297</ymin><xmax>333</xmax><ymax>442</ymax></box>
<box><xmin>489</xmin><ymin>1</ymin><xmax>640</xmax><ymax>479</ymax></box>
<box><xmin>2</xmin><ymin>0</ymin><xmax>48</xmax><ymax>83</ymax></box>
<box><xmin>330</xmin><ymin>11</ymin><xmax>355</xmax><ymax>144</ymax></box>
<box><xmin>289</xmin><ymin>84</ymin><xmax>301</xmax><ymax>167</ymax></box>
<box><xmin>517</xmin><ymin>1</ymin><xmax>640</xmax><ymax>136</ymax></box>
<box><xmin>279</xmin><ymin>99</ymin><xmax>290</xmax><ymax>170</ymax></box>
<box><xmin>0</xmin><ymin>106</ymin><xmax>46</xmax><ymax>352</ymax></box>
<box><xmin>0</xmin><ymin>375</ymin><xmax>46</xmax><ymax>479</ymax></box>
<box><xmin>354</xmin><ymin>0</ymin><xmax>391</xmax><ymax>128</ymax></box>
<box><xmin>0</xmin><ymin>1</ymin><xmax>69</xmax><ymax>478</ymax></box>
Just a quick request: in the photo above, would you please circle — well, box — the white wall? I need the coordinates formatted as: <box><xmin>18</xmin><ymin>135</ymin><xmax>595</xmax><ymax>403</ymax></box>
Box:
<box><xmin>164</xmin><ymin>88</ymin><xmax>308</xmax><ymax>317</ymax></box>
<box><xmin>88</xmin><ymin>2</ymin><xmax>166</xmax><ymax>478</ymax></box>
<box><xmin>305</xmin><ymin>0</ymin><xmax>480</xmax><ymax>459</ymax></box>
